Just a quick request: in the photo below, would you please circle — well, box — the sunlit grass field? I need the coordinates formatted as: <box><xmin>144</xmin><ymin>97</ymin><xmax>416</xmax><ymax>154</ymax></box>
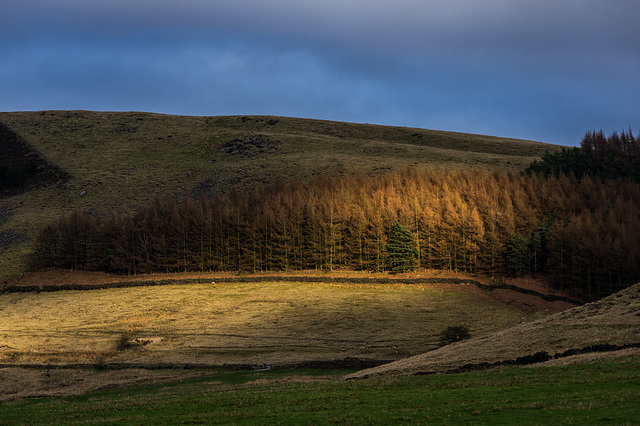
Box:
<box><xmin>2</xmin><ymin>361</ymin><xmax>638</xmax><ymax>424</ymax></box>
<box><xmin>0</xmin><ymin>281</ymin><xmax>523</xmax><ymax>365</ymax></box>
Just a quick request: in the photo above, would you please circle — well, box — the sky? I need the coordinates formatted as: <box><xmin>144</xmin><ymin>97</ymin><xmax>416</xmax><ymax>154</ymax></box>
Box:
<box><xmin>2</xmin><ymin>1</ymin><xmax>639</xmax><ymax>146</ymax></box>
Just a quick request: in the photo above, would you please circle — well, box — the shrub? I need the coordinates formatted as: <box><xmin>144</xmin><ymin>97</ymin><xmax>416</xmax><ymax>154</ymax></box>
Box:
<box><xmin>115</xmin><ymin>333</ymin><xmax>133</xmax><ymax>351</ymax></box>
<box><xmin>439</xmin><ymin>325</ymin><xmax>471</xmax><ymax>346</ymax></box>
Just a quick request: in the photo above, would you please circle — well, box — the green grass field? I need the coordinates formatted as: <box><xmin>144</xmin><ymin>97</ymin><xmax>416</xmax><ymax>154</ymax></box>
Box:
<box><xmin>2</xmin><ymin>361</ymin><xmax>638</xmax><ymax>424</ymax></box>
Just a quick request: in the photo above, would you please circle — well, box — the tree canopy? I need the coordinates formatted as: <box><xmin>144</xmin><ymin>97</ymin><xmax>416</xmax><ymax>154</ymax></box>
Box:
<box><xmin>525</xmin><ymin>129</ymin><xmax>640</xmax><ymax>183</ymax></box>
<box><xmin>33</xmin><ymin>166</ymin><xmax>640</xmax><ymax>300</ymax></box>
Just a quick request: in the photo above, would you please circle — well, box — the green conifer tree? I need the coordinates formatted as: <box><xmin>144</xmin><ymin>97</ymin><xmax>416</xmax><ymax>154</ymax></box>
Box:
<box><xmin>505</xmin><ymin>234</ymin><xmax>530</xmax><ymax>275</ymax></box>
<box><xmin>387</xmin><ymin>222</ymin><xmax>417</xmax><ymax>272</ymax></box>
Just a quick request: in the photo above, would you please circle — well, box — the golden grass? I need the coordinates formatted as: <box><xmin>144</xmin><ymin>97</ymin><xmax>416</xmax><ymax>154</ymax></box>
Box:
<box><xmin>0</xmin><ymin>281</ymin><xmax>525</xmax><ymax>366</ymax></box>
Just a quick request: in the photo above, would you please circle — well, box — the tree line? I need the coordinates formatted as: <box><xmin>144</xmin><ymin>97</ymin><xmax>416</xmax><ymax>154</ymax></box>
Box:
<box><xmin>525</xmin><ymin>128</ymin><xmax>640</xmax><ymax>182</ymax></box>
<box><xmin>32</xmin><ymin>165</ymin><xmax>640</xmax><ymax>299</ymax></box>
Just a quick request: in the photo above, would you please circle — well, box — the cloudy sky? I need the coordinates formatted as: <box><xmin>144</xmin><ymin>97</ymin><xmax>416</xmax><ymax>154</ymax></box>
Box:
<box><xmin>2</xmin><ymin>1</ymin><xmax>639</xmax><ymax>146</ymax></box>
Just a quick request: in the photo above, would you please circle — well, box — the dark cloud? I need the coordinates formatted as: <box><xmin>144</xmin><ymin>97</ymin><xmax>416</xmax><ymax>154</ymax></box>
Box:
<box><xmin>8</xmin><ymin>1</ymin><xmax>638</xmax><ymax>53</ymax></box>
<box><xmin>2</xmin><ymin>1</ymin><xmax>639</xmax><ymax>145</ymax></box>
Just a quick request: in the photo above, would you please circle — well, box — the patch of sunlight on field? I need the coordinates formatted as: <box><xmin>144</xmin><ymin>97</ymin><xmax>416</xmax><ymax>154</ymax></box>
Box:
<box><xmin>0</xmin><ymin>282</ymin><xmax>522</xmax><ymax>365</ymax></box>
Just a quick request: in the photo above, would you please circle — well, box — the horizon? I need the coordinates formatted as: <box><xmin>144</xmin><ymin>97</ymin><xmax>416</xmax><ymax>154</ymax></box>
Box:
<box><xmin>1</xmin><ymin>109</ymin><xmax>563</xmax><ymax>146</ymax></box>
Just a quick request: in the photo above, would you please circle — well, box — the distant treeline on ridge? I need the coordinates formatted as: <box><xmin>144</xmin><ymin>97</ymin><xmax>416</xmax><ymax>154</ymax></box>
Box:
<box><xmin>32</xmin><ymin>129</ymin><xmax>640</xmax><ymax>300</ymax></box>
<box><xmin>525</xmin><ymin>128</ymin><xmax>640</xmax><ymax>182</ymax></box>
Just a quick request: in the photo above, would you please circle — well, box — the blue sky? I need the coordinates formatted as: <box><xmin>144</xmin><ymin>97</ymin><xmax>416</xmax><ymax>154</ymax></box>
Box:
<box><xmin>2</xmin><ymin>1</ymin><xmax>639</xmax><ymax>146</ymax></box>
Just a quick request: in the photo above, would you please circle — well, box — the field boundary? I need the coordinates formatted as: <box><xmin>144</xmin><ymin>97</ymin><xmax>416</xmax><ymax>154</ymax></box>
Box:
<box><xmin>0</xmin><ymin>276</ymin><xmax>583</xmax><ymax>305</ymax></box>
<box><xmin>428</xmin><ymin>342</ymin><xmax>640</xmax><ymax>375</ymax></box>
<box><xmin>0</xmin><ymin>357</ymin><xmax>390</xmax><ymax>372</ymax></box>
<box><xmin>4</xmin><ymin>343</ymin><xmax>638</xmax><ymax>373</ymax></box>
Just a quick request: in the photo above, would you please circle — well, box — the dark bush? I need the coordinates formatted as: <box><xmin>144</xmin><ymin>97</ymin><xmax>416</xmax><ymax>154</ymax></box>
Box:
<box><xmin>439</xmin><ymin>325</ymin><xmax>471</xmax><ymax>346</ymax></box>
<box><xmin>115</xmin><ymin>333</ymin><xmax>133</xmax><ymax>351</ymax></box>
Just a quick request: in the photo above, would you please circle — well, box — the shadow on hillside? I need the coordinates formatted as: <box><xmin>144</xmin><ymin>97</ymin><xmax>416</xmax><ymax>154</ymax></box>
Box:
<box><xmin>0</xmin><ymin>121</ymin><xmax>69</xmax><ymax>197</ymax></box>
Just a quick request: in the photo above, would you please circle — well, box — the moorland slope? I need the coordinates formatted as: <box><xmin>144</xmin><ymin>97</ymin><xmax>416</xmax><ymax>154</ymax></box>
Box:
<box><xmin>346</xmin><ymin>282</ymin><xmax>640</xmax><ymax>379</ymax></box>
<box><xmin>0</xmin><ymin>111</ymin><xmax>559</xmax><ymax>276</ymax></box>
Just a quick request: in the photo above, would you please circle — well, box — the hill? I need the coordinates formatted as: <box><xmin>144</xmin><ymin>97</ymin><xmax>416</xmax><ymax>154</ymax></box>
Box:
<box><xmin>346</xmin><ymin>282</ymin><xmax>640</xmax><ymax>379</ymax></box>
<box><xmin>0</xmin><ymin>111</ymin><xmax>560</xmax><ymax>276</ymax></box>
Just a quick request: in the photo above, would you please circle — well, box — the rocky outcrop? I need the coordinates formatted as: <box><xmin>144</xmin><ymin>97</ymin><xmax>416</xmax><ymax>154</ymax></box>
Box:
<box><xmin>220</xmin><ymin>135</ymin><xmax>278</xmax><ymax>157</ymax></box>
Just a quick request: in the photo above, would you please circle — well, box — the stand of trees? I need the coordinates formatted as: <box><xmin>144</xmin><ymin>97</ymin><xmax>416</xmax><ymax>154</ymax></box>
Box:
<box><xmin>33</xmin><ymin>165</ymin><xmax>640</xmax><ymax>299</ymax></box>
<box><xmin>525</xmin><ymin>128</ymin><xmax>640</xmax><ymax>182</ymax></box>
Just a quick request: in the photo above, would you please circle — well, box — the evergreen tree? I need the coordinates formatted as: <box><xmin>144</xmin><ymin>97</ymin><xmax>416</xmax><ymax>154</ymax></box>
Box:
<box><xmin>387</xmin><ymin>222</ymin><xmax>417</xmax><ymax>273</ymax></box>
<box><xmin>505</xmin><ymin>234</ymin><xmax>530</xmax><ymax>275</ymax></box>
<box><xmin>523</xmin><ymin>148</ymin><xmax>592</xmax><ymax>179</ymax></box>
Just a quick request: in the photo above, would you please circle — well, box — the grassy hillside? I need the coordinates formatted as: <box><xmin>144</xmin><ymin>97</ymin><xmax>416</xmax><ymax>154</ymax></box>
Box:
<box><xmin>347</xmin><ymin>282</ymin><xmax>640</xmax><ymax>379</ymax></box>
<box><xmin>0</xmin><ymin>111</ymin><xmax>560</xmax><ymax>276</ymax></box>
<box><xmin>3</xmin><ymin>112</ymin><xmax>637</xmax><ymax>422</ymax></box>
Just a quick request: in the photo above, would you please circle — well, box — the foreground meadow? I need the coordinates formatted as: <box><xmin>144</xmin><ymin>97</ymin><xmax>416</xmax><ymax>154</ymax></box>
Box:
<box><xmin>1</xmin><ymin>361</ymin><xmax>638</xmax><ymax>424</ymax></box>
